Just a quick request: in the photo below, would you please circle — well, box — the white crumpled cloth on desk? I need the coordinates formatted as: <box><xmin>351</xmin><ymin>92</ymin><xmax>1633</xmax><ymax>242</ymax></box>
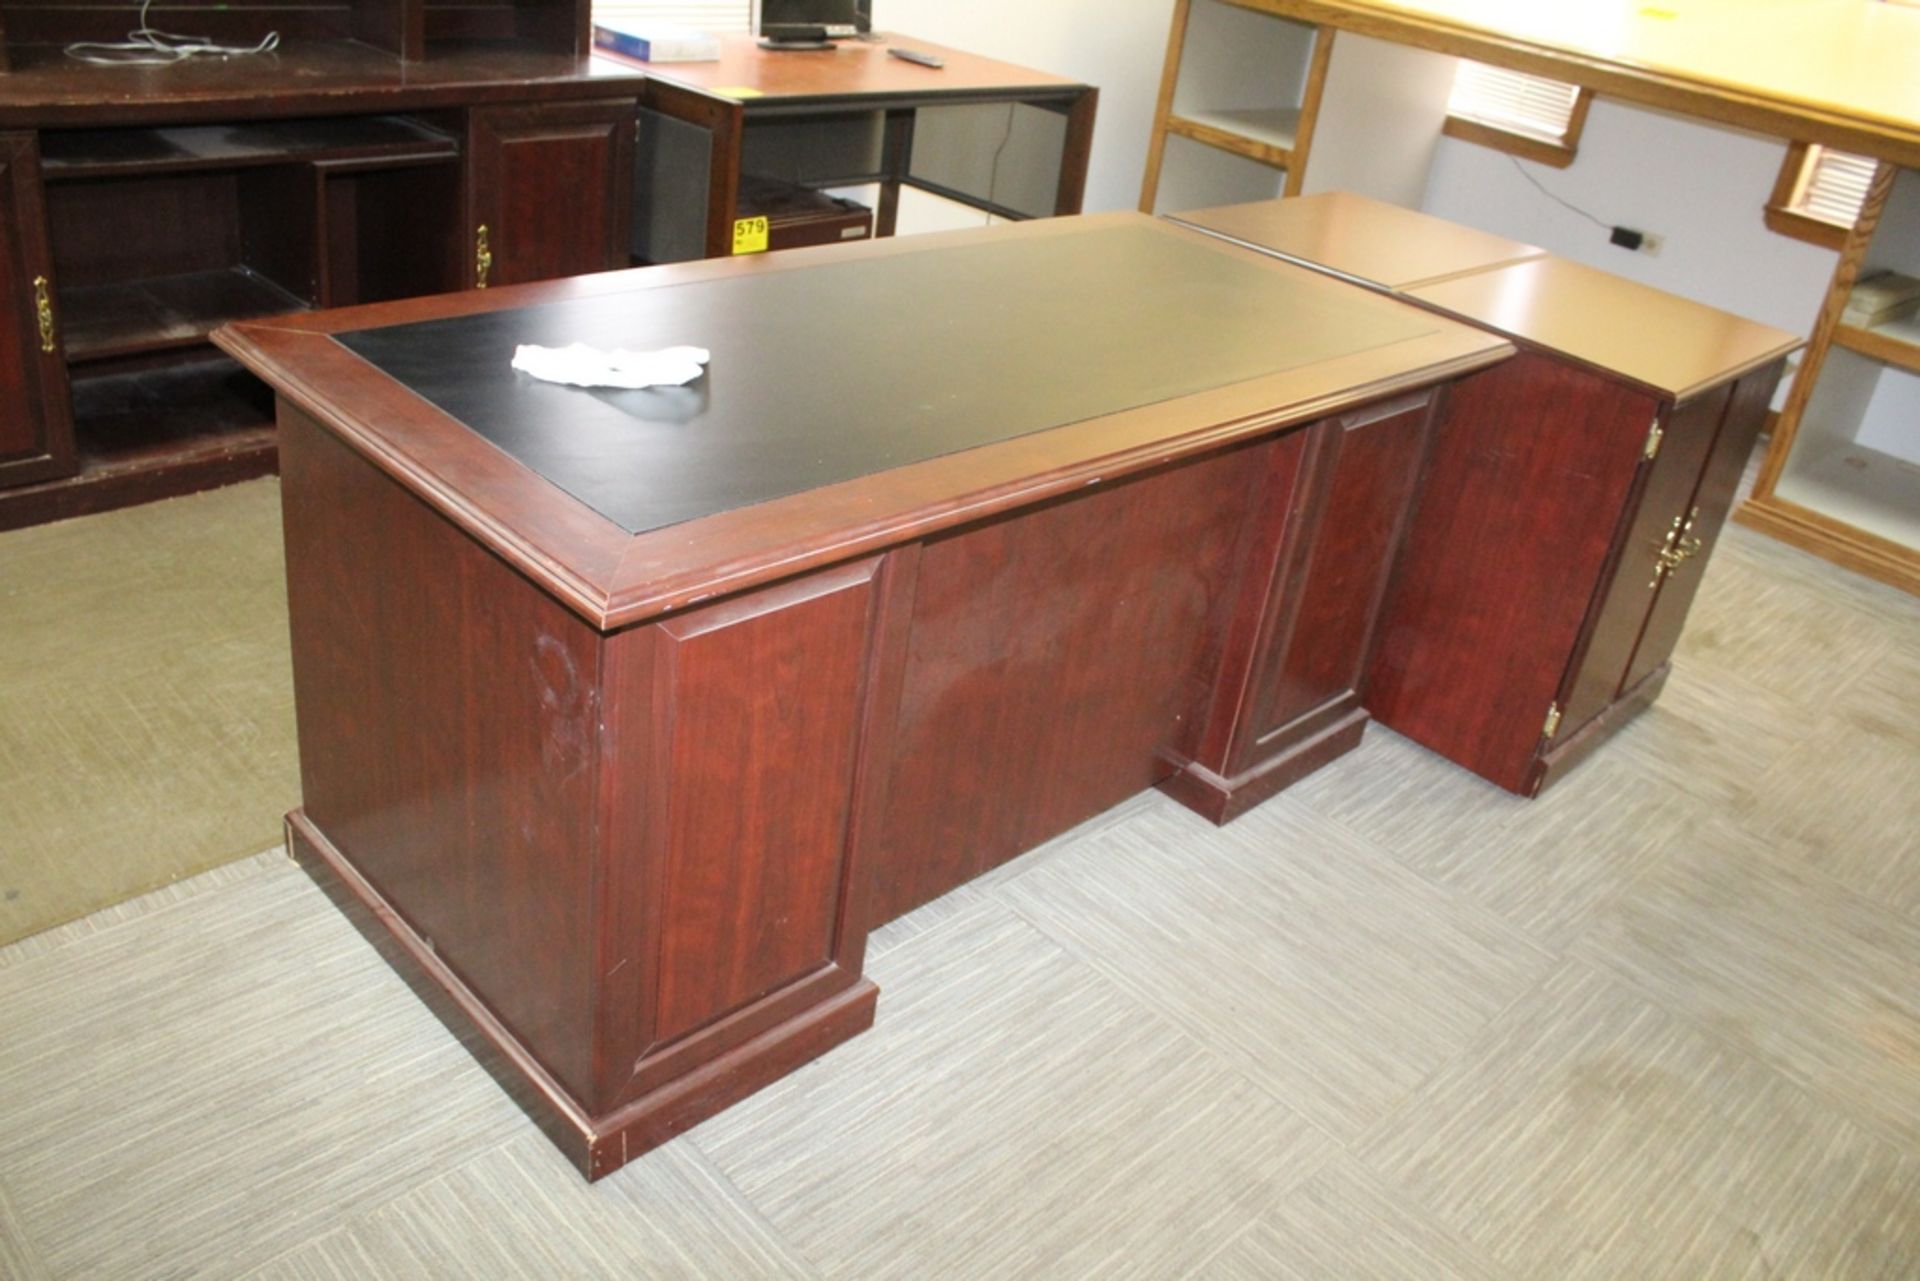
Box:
<box><xmin>510</xmin><ymin>342</ymin><xmax>710</xmax><ymax>390</ymax></box>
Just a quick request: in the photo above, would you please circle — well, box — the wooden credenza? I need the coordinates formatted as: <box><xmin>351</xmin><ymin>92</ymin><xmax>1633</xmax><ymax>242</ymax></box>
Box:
<box><xmin>217</xmin><ymin>213</ymin><xmax>1511</xmax><ymax>1180</ymax></box>
<box><xmin>1173</xmin><ymin>192</ymin><xmax>1800</xmax><ymax>794</ymax></box>
<box><xmin>0</xmin><ymin>0</ymin><xmax>649</xmax><ymax>531</ymax></box>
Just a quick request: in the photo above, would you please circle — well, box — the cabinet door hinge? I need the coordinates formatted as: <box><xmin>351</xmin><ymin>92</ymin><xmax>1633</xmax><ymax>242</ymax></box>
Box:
<box><xmin>1542</xmin><ymin>701</ymin><xmax>1563</xmax><ymax>742</ymax></box>
<box><xmin>1642</xmin><ymin>416</ymin><xmax>1664</xmax><ymax>460</ymax></box>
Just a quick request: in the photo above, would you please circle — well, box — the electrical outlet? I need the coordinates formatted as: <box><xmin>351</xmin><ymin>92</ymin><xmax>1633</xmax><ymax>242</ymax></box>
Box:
<box><xmin>1609</xmin><ymin>226</ymin><xmax>1664</xmax><ymax>256</ymax></box>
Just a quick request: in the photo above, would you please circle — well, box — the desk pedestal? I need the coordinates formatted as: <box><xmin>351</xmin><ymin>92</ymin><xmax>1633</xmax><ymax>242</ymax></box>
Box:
<box><xmin>277</xmin><ymin>378</ymin><xmax>1439</xmax><ymax>1179</ymax></box>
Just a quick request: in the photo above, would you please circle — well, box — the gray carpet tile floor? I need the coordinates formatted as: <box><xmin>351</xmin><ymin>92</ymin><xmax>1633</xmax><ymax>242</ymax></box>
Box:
<box><xmin>1</xmin><ymin>519</ymin><xmax>1917</xmax><ymax>1279</ymax></box>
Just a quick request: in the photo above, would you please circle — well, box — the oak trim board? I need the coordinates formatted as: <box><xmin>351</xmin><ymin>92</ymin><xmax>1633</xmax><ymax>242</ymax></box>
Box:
<box><xmin>1138</xmin><ymin>0</ymin><xmax>1196</xmax><ymax>211</ymax></box>
<box><xmin>1750</xmin><ymin>163</ymin><xmax>1887</xmax><ymax>505</ymax></box>
<box><xmin>1439</xmin><ymin>104</ymin><xmax>1579</xmax><ymax>170</ymax></box>
<box><xmin>1222</xmin><ymin>0</ymin><xmax>1920</xmax><ymax>171</ymax></box>
<box><xmin>1282</xmin><ymin>25</ymin><xmax>1337</xmax><ymax>196</ymax></box>
<box><xmin>1763</xmin><ymin>140</ymin><xmax>1856</xmax><ymax>252</ymax></box>
<box><xmin>1734</xmin><ymin>492</ymin><xmax>1920</xmax><ymax>596</ymax></box>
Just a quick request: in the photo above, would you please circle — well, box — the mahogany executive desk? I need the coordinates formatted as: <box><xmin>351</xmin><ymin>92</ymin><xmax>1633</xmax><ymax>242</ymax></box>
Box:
<box><xmin>217</xmin><ymin>212</ymin><xmax>1509</xmax><ymax>1180</ymax></box>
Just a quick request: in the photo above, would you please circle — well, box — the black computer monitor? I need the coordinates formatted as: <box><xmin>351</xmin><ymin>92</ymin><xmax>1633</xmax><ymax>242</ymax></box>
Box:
<box><xmin>757</xmin><ymin>0</ymin><xmax>865</xmax><ymax>49</ymax></box>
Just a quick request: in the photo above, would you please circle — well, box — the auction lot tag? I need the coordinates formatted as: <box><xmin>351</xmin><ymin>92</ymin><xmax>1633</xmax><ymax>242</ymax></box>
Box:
<box><xmin>732</xmin><ymin>215</ymin><xmax>770</xmax><ymax>254</ymax></box>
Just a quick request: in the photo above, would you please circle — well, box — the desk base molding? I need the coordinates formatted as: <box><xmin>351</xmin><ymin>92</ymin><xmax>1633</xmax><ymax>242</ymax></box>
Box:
<box><xmin>287</xmin><ymin>810</ymin><xmax>880</xmax><ymax>1182</ymax></box>
<box><xmin>1529</xmin><ymin>663</ymin><xmax>1670</xmax><ymax>797</ymax></box>
<box><xmin>1160</xmin><ymin>704</ymin><xmax>1369</xmax><ymax>824</ymax></box>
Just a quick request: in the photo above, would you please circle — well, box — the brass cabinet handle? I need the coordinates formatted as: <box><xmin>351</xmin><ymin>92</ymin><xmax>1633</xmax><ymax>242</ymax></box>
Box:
<box><xmin>33</xmin><ymin>275</ymin><xmax>55</xmax><ymax>353</ymax></box>
<box><xmin>1650</xmin><ymin>506</ymin><xmax>1702</xmax><ymax>587</ymax></box>
<box><xmin>475</xmin><ymin>224</ymin><xmax>493</xmax><ymax>289</ymax></box>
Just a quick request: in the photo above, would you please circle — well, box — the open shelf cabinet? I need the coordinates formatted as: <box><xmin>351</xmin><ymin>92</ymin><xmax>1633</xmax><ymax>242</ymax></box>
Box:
<box><xmin>0</xmin><ymin>0</ymin><xmax>645</xmax><ymax>528</ymax></box>
<box><xmin>0</xmin><ymin>0</ymin><xmax>590</xmax><ymax>68</ymax></box>
<box><xmin>12</xmin><ymin>114</ymin><xmax>466</xmax><ymax>520</ymax></box>
<box><xmin>1140</xmin><ymin>0</ymin><xmax>1335</xmax><ymax>214</ymax></box>
<box><xmin>1740</xmin><ymin>163</ymin><xmax>1920</xmax><ymax>593</ymax></box>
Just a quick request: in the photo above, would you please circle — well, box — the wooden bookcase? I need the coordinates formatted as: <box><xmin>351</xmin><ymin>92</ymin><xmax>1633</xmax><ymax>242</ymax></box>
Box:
<box><xmin>1139</xmin><ymin>0</ymin><xmax>1336</xmax><ymax>214</ymax></box>
<box><xmin>0</xmin><ymin>0</ymin><xmax>643</xmax><ymax>529</ymax></box>
<box><xmin>1739</xmin><ymin>162</ymin><xmax>1920</xmax><ymax>595</ymax></box>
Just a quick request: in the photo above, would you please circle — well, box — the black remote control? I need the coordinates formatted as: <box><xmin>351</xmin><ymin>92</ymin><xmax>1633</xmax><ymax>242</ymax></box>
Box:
<box><xmin>887</xmin><ymin>46</ymin><xmax>945</xmax><ymax>68</ymax></box>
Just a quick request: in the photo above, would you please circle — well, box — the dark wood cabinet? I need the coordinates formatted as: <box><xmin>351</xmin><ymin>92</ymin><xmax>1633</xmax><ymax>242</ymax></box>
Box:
<box><xmin>0</xmin><ymin>130</ymin><xmax>73</xmax><ymax>487</ymax></box>
<box><xmin>467</xmin><ymin>100</ymin><xmax>634</xmax><ymax>290</ymax></box>
<box><xmin>0</xmin><ymin>0</ymin><xmax>646</xmax><ymax>529</ymax></box>
<box><xmin>1368</xmin><ymin>346</ymin><xmax>1782</xmax><ymax>795</ymax></box>
<box><xmin>1370</xmin><ymin>257</ymin><xmax>1792</xmax><ymax>795</ymax></box>
<box><xmin>1173</xmin><ymin>193</ymin><xmax>1799</xmax><ymax>795</ymax></box>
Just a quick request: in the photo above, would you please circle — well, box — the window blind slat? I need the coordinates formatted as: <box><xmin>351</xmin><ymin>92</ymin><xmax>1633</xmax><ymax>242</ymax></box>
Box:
<box><xmin>1797</xmin><ymin>147</ymin><xmax>1878</xmax><ymax>227</ymax></box>
<box><xmin>1447</xmin><ymin>61</ymin><xmax>1581</xmax><ymax>144</ymax></box>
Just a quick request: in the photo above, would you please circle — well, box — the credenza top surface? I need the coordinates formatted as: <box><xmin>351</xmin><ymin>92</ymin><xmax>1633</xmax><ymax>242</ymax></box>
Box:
<box><xmin>1172</xmin><ymin>192</ymin><xmax>1547</xmax><ymax>292</ymax></box>
<box><xmin>216</xmin><ymin>213</ymin><xmax>1512</xmax><ymax>628</ymax></box>
<box><xmin>1405</xmin><ymin>255</ymin><xmax>1801</xmax><ymax>401</ymax></box>
<box><xmin>0</xmin><ymin>42</ymin><xmax>647</xmax><ymax>125</ymax></box>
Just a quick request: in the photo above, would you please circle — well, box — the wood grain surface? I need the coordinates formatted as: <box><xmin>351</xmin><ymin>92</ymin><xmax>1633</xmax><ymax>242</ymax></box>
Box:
<box><xmin>1227</xmin><ymin>0</ymin><xmax>1920</xmax><ymax>169</ymax></box>
<box><xmin>280</xmin><ymin>404</ymin><xmax>606</xmax><ymax>1105</ymax></box>
<box><xmin>636</xmin><ymin>33</ymin><xmax>1084</xmax><ymax>102</ymax></box>
<box><xmin>466</xmin><ymin>100</ymin><xmax>634</xmax><ymax>288</ymax></box>
<box><xmin>872</xmin><ymin>442</ymin><xmax>1265</xmax><ymax>922</ymax></box>
<box><xmin>215</xmin><ymin>213</ymin><xmax>1513</xmax><ymax>630</ymax></box>
<box><xmin>1365</xmin><ymin>352</ymin><xmax>1658</xmax><ymax>794</ymax></box>
<box><xmin>1404</xmin><ymin>255</ymin><xmax>1800</xmax><ymax>402</ymax></box>
<box><xmin>1172</xmin><ymin>190</ymin><xmax>1544</xmax><ymax>291</ymax></box>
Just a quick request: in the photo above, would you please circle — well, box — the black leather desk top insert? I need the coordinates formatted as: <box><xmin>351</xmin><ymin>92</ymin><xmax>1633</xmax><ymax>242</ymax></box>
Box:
<box><xmin>339</xmin><ymin>225</ymin><xmax>1436</xmax><ymax>535</ymax></box>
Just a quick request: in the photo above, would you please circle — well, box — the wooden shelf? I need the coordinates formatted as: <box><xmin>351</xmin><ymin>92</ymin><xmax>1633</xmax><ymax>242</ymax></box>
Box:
<box><xmin>40</xmin><ymin>116</ymin><xmax>458</xmax><ymax>179</ymax></box>
<box><xmin>1774</xmin><ymin>437</ymin><xmax>1920</xmax><ymax>551</ymax></box>
<box><xmin>1166</xmin><ymin>108</ymin><xmax>1301</xmax><ymax>168</ymax></box>
<box><xmin>1744</xmin><ymin>160</ymin><xmax>1920</xmax><ymax>595</ymax></box>
<box><xmin>1140</xmin><ymin>0</ymin><xmax>1334</xmax><ymax>213</ymax></box>
<box><xmin>71</xmin><ymin>356</ymin><xmax>275</xmax><ymax>463</ymax></box>
<box><xmin>59</xmin><ymin>268</ymin><xmax>311</xmax><ymax>364</ymax></box>
<box><xmin>1834</xmin><ymin>316</ymin><xmax>1920</xmax><ymax>376</ymax></box>
<box><xmin>0</xmin><ymin>357</ymin><xmax>278</xmax><ymax>532</ymax></box>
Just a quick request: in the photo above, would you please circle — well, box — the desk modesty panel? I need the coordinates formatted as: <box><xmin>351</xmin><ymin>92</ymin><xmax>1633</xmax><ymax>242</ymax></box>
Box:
<box><xmin>216</xmin><ymin>214</ymin><xmax>1510</xmax><ymax>1180</ymax></box>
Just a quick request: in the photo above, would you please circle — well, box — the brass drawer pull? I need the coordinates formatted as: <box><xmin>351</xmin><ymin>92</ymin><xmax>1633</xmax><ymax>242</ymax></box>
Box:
<box><xmin>475</xmin><ymin>224</ymin><xmax>492</xmax><ymax>289</ymax></box>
